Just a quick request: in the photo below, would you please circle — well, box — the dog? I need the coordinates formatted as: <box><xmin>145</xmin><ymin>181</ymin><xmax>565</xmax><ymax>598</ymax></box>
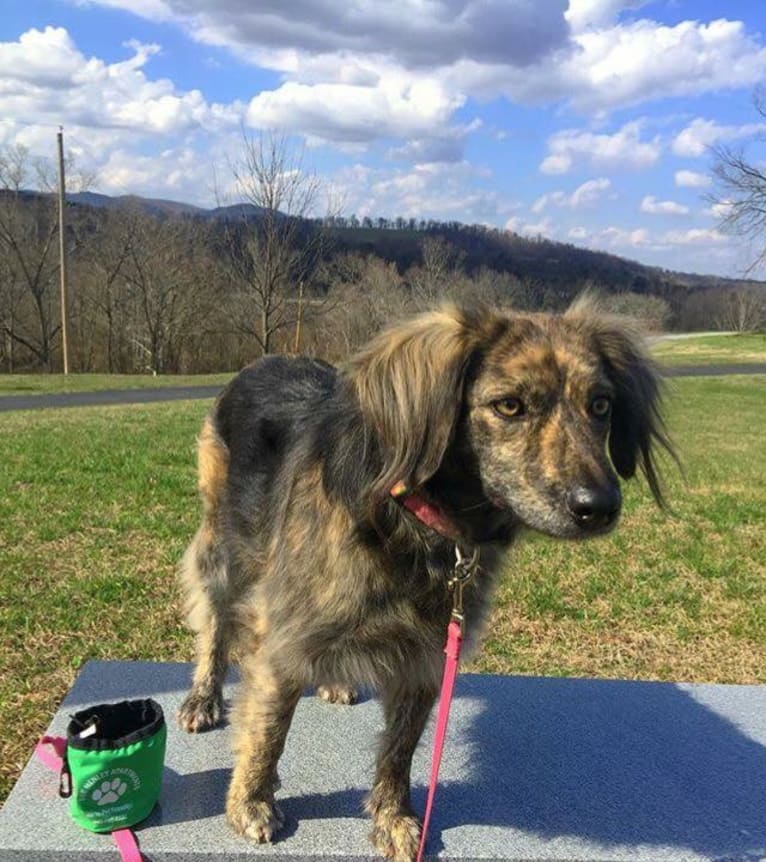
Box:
<box><xmin>177</xmin><ymin>298</ymin><xmax>671</xmax><ymax>861</ymax></box>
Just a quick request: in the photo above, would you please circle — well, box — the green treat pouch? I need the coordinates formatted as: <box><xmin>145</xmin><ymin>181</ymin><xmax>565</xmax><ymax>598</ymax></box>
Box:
<box><xmin>63</xmin><ymin>699</ymin><xmax>166</xmax><ymax>833</ymax></box>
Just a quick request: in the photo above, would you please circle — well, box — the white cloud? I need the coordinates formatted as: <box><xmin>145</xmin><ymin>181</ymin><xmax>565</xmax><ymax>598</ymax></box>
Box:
<box><xmin>80</xmin><ymin>0</ymin><xmax>766</xmax><ymax>141</ymax></box>
<box><xmin>532</xmin><ymin>177</ymin><xmax>612</xmax><ymax>212</ymax></box>
<box><xmin>447</xmin><ymin>16</ymin><xmax>766</xmax><ymax>116</ymax></box>
<box><xmin>704</xmin><ymin>200</ymin><xmax>734</xmax><ymax>219</ymax></box>
<box><xmin>340</xmin><ymin>161</ymin><xmax>506</xmax><ymax>222</ymax></box>
<box><xmin>505</xmin><ymin>215</ymin><xmax>554</xmax><ymax>237</ymax></box>
<box><xmin>569</xmin><ymin>224</ymin><xmax>653</xmax><ymax>254</ymax></box>
<box><xmin>0</xmin><ymin>26</ymin><xmax>241</xmax><ymax>140</ymax></box>
<box><xmin>662</xmin><ymin>227</ymin><xmax>728</xmax><ymax>245</ymax></box>
<box><xmin>570</xmin><ymin>177</ymin><xmax>612</xmax><ymax>207</ymax></box>
<box><xmin>96</xmin><ymin>146</ymin><xmax>212</xmax><ymax>201</ymax></box>
<box><xmin>672</xmin><ymin>117</ymin><xmax>766</xmax><ymax>158</ymax></box>
<box><xmin>246</xmin><ymin>77</ymin><xmax>465</xmax><ymax>146</ymax></box>
<box><xmin>575</xmin><ymin>224</ymin><xmax>731</xmax><ymax>254</ymax></box>
<box><xmin>640</xmin><ymin>195</ymin><xmax>690</xmax><ymax>216</ymax></box>
<box><xmin>601</xmin><ymin>226</ymin><xmax>650</xmax><ymax>247</ymax></box>
<box><xmin>565</xmin><ymin>19</ymin><xmax>766</xmax><ymax>113</ymax></box>
<box><xmin>0</xmin><ymin>26</ymin><xmax>250</xmax><ymax>204</ymax></box>
<box><xmin>540</xmin><ymin>121</ymin><xmax>660</xmax><ymax>174</ymax></box>
<box><xmin>538</xmin><ymin>154</ymin><xmax>572</xmax><ymax>175</ymax></box>
<box><xmin>675</xmin><ymin>169</ymin><xmax>712</xmax><ymax>188</ymax></box>
<box><xmin>531</xmin><ymin>191</ymin><xmax>565</xmax><ymax>213</ymax></box>
<box><xmin>564</xmin><ymin>221</ymin><xmax>741</xmax><ymax>274</ymax></box>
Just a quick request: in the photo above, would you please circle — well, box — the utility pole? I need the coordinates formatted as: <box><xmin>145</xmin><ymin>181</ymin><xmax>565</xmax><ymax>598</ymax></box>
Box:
<box><xmin>57</xmin><ymin>126</ymin><xmax>70</xmax><ymax>374</ymax></box>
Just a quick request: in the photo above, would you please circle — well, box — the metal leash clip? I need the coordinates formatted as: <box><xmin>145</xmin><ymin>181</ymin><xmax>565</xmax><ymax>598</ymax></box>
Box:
<box><xmin>448</xmin><ymin>545</ymin><xmax>480</xmax><ymax>630</ymax></box>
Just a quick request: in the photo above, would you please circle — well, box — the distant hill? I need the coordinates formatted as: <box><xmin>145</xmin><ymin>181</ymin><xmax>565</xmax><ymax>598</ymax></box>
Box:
<box><xmin>67</xmin><ymin>192</ymin><xmax>265</xmax><ymax>221</ymax></box>
<box><xmin>10</xmin><ymin>188</ymin><xmax>762</xmax><ymax>301</ymax></box>
<box><xmin>68</xmin><ymin>191</ymin><xmax>206</xmax><ymax>218</ymax></box>
<box><xmin>323</xmin><ymin>224</ymin><xmax>763</xmax><ymax>300</ymax></box>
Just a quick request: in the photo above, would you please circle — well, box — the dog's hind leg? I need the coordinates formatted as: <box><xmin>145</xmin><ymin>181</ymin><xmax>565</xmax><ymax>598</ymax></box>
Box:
<box><xmin>179</xmin><ymin>417</ymin><xmax>232</xmax><ymax>733</ymax></box>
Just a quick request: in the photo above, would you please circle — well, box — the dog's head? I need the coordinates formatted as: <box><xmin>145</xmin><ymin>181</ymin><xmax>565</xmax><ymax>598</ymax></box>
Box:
<box><xmin>346</xmin><ymin>298</ymin><xmax>673</xmax><ymax>540</ymax></box>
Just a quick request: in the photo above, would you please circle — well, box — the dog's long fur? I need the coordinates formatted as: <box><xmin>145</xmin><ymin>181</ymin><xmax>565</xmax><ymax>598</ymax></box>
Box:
<box><xmin>178</xmin><ymin>300</ymin><xmax>672</xmax><ymax>859</ymax></box>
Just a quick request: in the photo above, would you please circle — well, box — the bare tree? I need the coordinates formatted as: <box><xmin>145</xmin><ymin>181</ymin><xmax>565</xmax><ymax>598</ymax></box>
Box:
<box><xmin>716</xmin><ymin>286</ymin><xmax>766</xmax><ymax>332</ymax></box>
<box><xmin>320</xmin><ymin>253</ymin><xmax>410</xmax><ymax>354</ymax></box>
<box><xmin>0</xmin><ymin>146</ymin><xmax>61</xmax><ymax>369</ymax></box>
<box><xmin>710</xmin><ymin>88</ymin><xmax>766</xmax><ymax>273</ymax></box>
<box><xmin>0</xmin><ymin>242</ymin><xmax>25</xmax><ymax>372</ymax></box>
<box><xmin>453</xmin><ymin>266</ymin><xmax>530</xmax><ymax>309</ymax></box>
<box><xmin>77</xmin><ymin>208</ymin><xmax>145</xmax><ymax>372</ymax></box>
<box><xmin>221</xmin><ymin>132</ymin><xmax>335</xmax><ymax>356</ymax></box>
<box><xmin>118</xmin><ymin>214</ymin><xmax>216</xmax><ymax>374</ymax></box>
<box><xmin>0</xmin><ymin>144</ymin><xmax>92</xmax><ymax>370</ymax></box>
<box><xmin>407</xmin><ymin>235</ymin><xmax>465</xmax><ymax>308</ymax></box>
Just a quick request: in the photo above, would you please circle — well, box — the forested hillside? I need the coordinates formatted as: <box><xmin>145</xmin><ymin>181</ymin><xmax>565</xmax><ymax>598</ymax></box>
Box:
<box><xmin>1</xmin><ymin>188</ymin><xmax>763</xmax><ymax>374</ymax></box>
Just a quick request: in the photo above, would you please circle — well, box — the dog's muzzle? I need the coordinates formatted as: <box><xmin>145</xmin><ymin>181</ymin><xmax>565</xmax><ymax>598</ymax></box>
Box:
<box><xmin>566</xmin><ymin>483</ymin><xmax>621</xmax><ymax>532</ymax></box>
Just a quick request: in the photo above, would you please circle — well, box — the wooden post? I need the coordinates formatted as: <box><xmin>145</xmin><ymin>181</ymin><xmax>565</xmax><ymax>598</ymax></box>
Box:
<box><xmin>294</xmin><ymin>280</ymin><xmax>304</xmax><ymax>353</ymax></box>
<box><xmin>57</xmin><ymin>127</ymin><xmax>70</xmax><ymax>375</ymax></box>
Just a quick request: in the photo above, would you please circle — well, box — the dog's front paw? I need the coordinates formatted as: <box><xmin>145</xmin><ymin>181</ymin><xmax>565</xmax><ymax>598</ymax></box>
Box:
<box><xmin>178</xmin><ymin>688</ymin><xmax>223</xmax><ymax>732</ymax></box>
<box><xmin>316</xmin><ymin>684</ymin><xmax>358</xmax><ymax>705</ymax></box>
<box><xmin>371</xmin><ymin>812</ymin><xmax>421</xmax><ymax>862</ymax></box>
<box><xmin>226</xmin><ymin>797</ymin><xmax>284</xmax><ymax>843</ymax></box>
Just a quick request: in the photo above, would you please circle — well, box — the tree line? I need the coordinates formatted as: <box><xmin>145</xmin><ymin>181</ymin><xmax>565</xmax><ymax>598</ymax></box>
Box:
<box><xmin>1</xmin><ymin>137</ymin><xmax>763</xmax><ymax>375</ymax></box>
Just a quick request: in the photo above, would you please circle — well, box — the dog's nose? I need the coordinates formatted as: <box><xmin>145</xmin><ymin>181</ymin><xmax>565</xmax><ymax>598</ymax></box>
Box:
<box><xmin>566</xmin><ymin>484</ymin><xmax>621</xmax><ymax>530</ymax></box>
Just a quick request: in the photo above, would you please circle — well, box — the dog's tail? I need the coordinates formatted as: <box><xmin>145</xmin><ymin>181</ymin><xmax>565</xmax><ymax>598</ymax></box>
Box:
<box><xmin>196</xmin><ymin>414</ymin><xmax>229</xmax><ymax>530</ymax></box>
<box><xmin>180</xmin><ymin>414</ymin><xmax>230</xmax><ymax>636</ymax></box>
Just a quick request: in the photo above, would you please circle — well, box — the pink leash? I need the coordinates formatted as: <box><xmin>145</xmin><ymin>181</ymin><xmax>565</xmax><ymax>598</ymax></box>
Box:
<box><xmin>35</xmin><ymin>736</ymin><xmax>143</xmax><ymax>862</ymax></box>
<box><xmin>416</xmin><ymin>543</ymin><xmax>478</xmax><ymax>862</ymax></box>
<box><xmin>416</xmin><ymin>617</ymin><xmax>464</xmax><ymax>862</ymax></box>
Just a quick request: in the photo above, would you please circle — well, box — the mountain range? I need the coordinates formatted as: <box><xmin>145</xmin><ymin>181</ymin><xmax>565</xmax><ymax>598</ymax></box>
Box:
<box><xmin>59</xmin><ymin>190</ymin><xmax>763</xmax><ymax>296</ymax></box>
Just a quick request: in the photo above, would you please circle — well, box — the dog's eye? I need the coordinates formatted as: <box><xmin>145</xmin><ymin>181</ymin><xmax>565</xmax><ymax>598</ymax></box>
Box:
<box><xmin>590</xmin><ymin>396</ymin><xmax>612</xmax><ymax>418</ymax></box>
<box><xmin>493</xmin><ymin>397</ymin><xmax>525</xmax><ymax>419</ymax></box>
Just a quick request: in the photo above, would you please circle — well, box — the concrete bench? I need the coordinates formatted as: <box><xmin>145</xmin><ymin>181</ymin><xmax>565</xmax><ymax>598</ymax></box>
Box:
<box><xmin>1</xmin><ymin>660</ymin><xmax>765</xmax><ymax>861</ymax></box>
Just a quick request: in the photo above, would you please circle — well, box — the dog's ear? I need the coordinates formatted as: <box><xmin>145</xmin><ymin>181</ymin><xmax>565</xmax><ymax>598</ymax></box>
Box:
<box><xmin>595</xmin><ymin>321</ymin><xmax>674</xmax><ymax>506</ymax></box>
<box><xmin>345</xmin><ymin>305</ymin><xmax>496</xmax><ymax>498</ymax></box>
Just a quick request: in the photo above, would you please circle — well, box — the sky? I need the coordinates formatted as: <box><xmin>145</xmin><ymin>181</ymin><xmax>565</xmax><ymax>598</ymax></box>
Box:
<box><xmin>2</xmin><ymin>0</ymin><xmax>766</xmax><ymax>277</ymax></box>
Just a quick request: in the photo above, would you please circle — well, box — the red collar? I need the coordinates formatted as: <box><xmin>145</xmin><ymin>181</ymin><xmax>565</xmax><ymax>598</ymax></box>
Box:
<box><xmin>390</xmin><ymin>481</ymin><xmax>461</xmax><ymax>541</ymax></box>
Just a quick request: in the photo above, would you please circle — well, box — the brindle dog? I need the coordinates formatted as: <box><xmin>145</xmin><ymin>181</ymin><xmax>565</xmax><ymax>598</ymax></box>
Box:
<box><xmin>178</xmin><ymin>299</ymin><xmax>671</xmax><ymax>861</ymax></box>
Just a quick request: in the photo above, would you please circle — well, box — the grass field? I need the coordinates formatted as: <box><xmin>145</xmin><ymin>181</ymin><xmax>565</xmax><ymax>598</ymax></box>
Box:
<box><xmin>651</xmin><ymin>332</ymin><xmax>766</xmax><ymax>366</ymax></box>
<box><xmin>1</xmin><ymin>374</ymin><xmax>764</xmax><ymax>802</ymax></box>
<box><xmin>0</xmin><ymin>373</ymin><xmax>232</xmax><ymax>396</ymax></box>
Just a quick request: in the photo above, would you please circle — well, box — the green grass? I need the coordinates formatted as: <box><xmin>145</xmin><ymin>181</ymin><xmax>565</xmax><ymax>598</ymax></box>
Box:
<box><xmin>650</xmin><ymin>332</ymin><xmax>766</xmax><ymax>366</ymax></box>
<box><xmin>1</xmin><ymin>376</ymin><xmax>765</xmax><ymax>801</ymax></box>
<box><xmin>0</xmin><ymin>373</ymin><xmax>233</xmax><ymax>396</ymax></box>
<box><xmin>0</xmin><ymin>401</ymin><xmax>207</xmax><ymax>799</ymax></box>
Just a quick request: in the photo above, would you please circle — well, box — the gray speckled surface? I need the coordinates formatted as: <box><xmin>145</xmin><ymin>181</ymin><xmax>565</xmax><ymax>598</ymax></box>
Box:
<box><xmin>2</xmin><ymin>661</ymin><xmax>766</xmax><ymax>861</ymax></box>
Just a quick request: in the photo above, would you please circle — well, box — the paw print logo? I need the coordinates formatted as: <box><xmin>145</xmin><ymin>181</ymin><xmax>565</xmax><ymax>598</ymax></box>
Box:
<box><xmin>91</xmin><ymin>777</ymin><xmax>127</xmax><ymax>806</ymax></box>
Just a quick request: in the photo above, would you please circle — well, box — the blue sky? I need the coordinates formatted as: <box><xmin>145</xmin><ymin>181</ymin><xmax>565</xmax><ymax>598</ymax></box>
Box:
<box><xmin>2</xmin><ymin>1</ymin><xmax>766</xmax><ymax>276</ymax></box>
